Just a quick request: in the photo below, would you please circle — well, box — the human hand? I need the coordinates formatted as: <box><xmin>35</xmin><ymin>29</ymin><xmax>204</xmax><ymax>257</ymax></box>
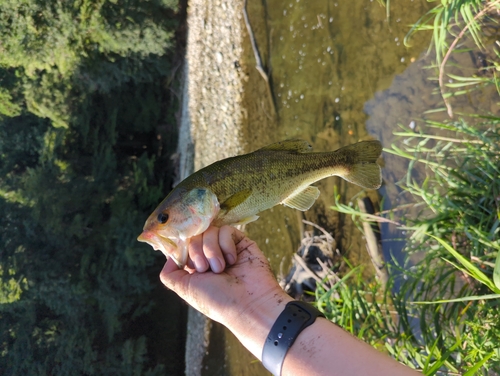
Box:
<box><xmin>160</xmin><ymin>225</ymin><xmax>292</xmax><ymax>337</ymax></box>
<box><xmin>184</xmin><ymin>225</ymin><xmax>237</xmax><ymax>273</ymax></box>
<box><xmin>160</xmin><ymin>226</ymin><xmax>421</xmax><ymax>376</ymax></box>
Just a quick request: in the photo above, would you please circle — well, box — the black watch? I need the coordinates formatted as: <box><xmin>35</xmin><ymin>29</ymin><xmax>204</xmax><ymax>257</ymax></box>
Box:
<box><xmin>262</xmin><ymin>301</ymin><xmax>324</xmax><ymax>376</ymax></box>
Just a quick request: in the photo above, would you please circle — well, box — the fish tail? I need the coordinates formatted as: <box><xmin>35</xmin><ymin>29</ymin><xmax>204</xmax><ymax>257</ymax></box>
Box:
<box><xmin>339</xmin><ymin>140</ymin><xmax>382</xmax><ymax>189</ymax></box>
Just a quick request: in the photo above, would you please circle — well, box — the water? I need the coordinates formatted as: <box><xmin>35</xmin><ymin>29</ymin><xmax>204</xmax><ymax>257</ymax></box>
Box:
<box><xmin>199</xmin><ymin>0</ymin><xmax>496</xmax><ymax>374</ymax></box>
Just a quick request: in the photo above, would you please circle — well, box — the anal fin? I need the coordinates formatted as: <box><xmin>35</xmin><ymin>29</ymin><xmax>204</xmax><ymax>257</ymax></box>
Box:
<box><xmin>282</xmin><ymin>186</ymin><xmax>320</xmax><ymax>211</ymax></box>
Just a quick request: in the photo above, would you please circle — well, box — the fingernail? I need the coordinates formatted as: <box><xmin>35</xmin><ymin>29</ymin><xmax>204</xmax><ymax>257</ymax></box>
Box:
<box><xmin>209</xmin><ymin>258</ymin><xmax>223</xmax><ymax>273</ymax></box>
<box><xmin>226</xmin><ymin>254</ymin><xmax>236</xmax><ymax>265</ymax></box>
<box><xmin>194</xmin><ymin>257</ymin><xmax>208</xmax><ymax>272</ymax></box>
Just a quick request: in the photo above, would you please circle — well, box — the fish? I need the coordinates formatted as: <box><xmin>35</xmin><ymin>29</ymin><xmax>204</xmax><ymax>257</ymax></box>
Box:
<box><xmin>137</xmin><ymin>139</ymin><xmax>382</xmax><ymax>268</ymax></box>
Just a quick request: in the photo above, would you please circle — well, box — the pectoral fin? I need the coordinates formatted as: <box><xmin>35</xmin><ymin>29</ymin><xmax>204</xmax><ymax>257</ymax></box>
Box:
<box><xmin>257</xmin><ymin>139</ymin><xmax>312</xmax><ymax>153</ymax></box>
<box><xmin>220</xmin><ymin>189</ymin><xmax>252</xmax><ymax>212</ymax></box>
<box><xmin>282</xmin><ymin>186</ymin><xmax>320</xmax><ymax>211</ymax></box>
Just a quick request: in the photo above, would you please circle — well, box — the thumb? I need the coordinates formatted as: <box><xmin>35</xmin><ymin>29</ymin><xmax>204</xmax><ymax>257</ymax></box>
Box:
<box><xmin>159</xmin><ymin>257</ymin><xmax>190</xmax><ymax>292</ymax></box>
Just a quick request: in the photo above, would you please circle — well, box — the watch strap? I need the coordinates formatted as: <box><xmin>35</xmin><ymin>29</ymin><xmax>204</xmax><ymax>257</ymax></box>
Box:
<box><xmin>262</xmin><ymin>301</ymin><xmax>324</xmax><ymax>376</ymax></box>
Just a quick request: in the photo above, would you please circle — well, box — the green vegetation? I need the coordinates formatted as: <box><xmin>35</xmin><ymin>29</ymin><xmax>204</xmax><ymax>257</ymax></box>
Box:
<box><xmin>324</xmin><ymin>117</ymin><xmax>500</xmax><ymax>374</ymax></box>
<box><xmin>1</xmin><ymin>0</ymin><xmax>497</xmax><ymax>374</ymax></box>
<box><xmin>0</xmin><ymin>1</ymin><xmax>185</xmax><ymax>374</ymax></box>
<box><xmin>315</xmin><ymin>2</ymin><xmax>500</xmax><ymax>373</ymax></box>
<box><xmin>405</xmin><ymin>0</ymin><xmax>500</xmax><ymax>117</ymax></box>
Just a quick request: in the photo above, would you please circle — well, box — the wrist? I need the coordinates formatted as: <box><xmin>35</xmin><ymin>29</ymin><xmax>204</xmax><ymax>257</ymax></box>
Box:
<box><xmin>262</xmin><ymin>301</ymin><xmax>325</xmax><ymax>376</ymax></box>
<box><xmin>224</xmin><ymin>287</ymin><xmax>294</xmax><ymax>360</ymax></box>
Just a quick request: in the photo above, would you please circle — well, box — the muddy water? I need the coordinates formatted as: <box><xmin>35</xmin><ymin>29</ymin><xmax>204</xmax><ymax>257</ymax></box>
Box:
<box><xmin>199</xmin><ymin>0</ymin><xmax>495</xmax><ymax>375</ymax></box>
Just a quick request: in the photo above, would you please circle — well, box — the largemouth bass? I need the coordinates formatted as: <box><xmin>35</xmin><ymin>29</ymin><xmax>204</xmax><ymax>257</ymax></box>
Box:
<box><xmin>138</xmin><ymin>139</ymin><xmax>382</xmax><ymax>267</ymax></box>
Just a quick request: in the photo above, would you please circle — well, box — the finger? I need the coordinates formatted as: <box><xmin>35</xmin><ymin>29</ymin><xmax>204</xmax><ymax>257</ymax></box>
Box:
<box><xmin>230</xmin><ymin>227</ymin><xmax>246</xmax><ymax>249</ymax></box>
<box><xmin>202</xmin><ymin>226</ymin><xmax>225</xmax><ymax>273</ymax></box>
<box><xmin>219</xmin><ymin>226</ymin><xmax>237</xmax><ymax>265</ymax></box>
<box><xmin>163</xmin><ymin>256</ymin><xmax>181</xmax><ymax>273</ymax></box>
<box><xmin>183</xmin><ymin>264</ymin><xmax>197</xmax><ymax>274</ymax></box>
<box><xmin>220</xmin><ymin>226</ymin><xmax>264</xmax><ymax>264</ymax></box>
<box><xmin>186</xmin><ymin>257</ymin><xmax>195</xmax><ymax>270</ymax></box>
<box><xmin>185</xmin><ymin>246</ymin><xmax>197</xmax><ymax>270</ymax></box>
<box><xmin>235</xmin><ymin>235</ymin><xmax>259</xmax><ymax>254</ymax></box>
<box><xmin>188</xmin><ymin>234</ymin><xmax>209</xmax><ymax>272</ymax></box>
<box><xmin>159</xmin><ymin>258</ymin><xmax>188</xmax><ymax>292</ymax></box>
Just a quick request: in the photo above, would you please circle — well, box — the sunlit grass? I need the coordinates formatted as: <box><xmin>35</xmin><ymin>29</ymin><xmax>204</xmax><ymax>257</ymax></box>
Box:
<box><xmin>404</xmin><ymin>0</ymin><xmax>500</xmax><ymax>117</ymax></box>
<box><xmin>317</xmin><ymin>117</ymin><xmax>500</xmax><ymax>374</ymax></box>
<box><xmin>405</xmin><ymin>0</ymin><xmax>493</xmax><ymax>65</ymax></box>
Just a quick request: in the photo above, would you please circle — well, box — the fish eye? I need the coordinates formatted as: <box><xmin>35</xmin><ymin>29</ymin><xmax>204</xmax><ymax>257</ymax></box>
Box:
<box><xmin>157</xmin><ymin>213</ymin><xmax>169</xmax><ymax>224</ymax></box>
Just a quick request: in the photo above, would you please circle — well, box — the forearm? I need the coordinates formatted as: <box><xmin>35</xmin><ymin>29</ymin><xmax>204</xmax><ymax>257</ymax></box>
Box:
<box><xmin>282</xmin><ymin>318</ymin><xmax>418</xmax><ymax>376</ymax></box>
<box><xmin>160</xmin><ymin>227</ymin><xmax>418</xmax><ymax>375</ymax></box>
<box><xmin>225</xmin><ymin>292</ymin><xmax>418</xmax><ymax>376</ymax></box>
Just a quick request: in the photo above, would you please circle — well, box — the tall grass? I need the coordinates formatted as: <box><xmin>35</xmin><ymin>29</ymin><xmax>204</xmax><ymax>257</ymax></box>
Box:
<box><xmin>318</xmin><ymin>117</ymin><xmax>500</xmax><ymax>375</ymax></box>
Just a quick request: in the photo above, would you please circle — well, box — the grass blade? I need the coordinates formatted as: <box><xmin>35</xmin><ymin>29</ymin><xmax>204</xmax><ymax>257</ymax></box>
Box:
<box><xmin>494</xmin><ymin>250</ymin><xmax>500</xmax><ymax>290</ymax></box>
<box><xmin>414</xmin><ymin>293</ymin><xmax>500</xmax><ymax>304</ymax></box>
<box><xmin>463</xmin><ymin>350</ymin><xmax>495</xmax><ymax>376</ymax></box>
<box><xmin>429</xmin><ymin>234</ymin><xmax>500</xmax><ymax>294</ymax></box>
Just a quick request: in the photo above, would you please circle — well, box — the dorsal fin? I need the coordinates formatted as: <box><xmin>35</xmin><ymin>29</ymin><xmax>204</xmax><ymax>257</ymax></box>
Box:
<box><xmin>256</xmin><ymin>139</ymin><xmax>313</xmax><ymax>153</ymax></box>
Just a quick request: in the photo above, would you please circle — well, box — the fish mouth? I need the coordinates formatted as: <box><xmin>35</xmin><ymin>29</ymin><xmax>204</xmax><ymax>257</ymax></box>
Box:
<box><xmin>137</xmin><ymin>230</ymin><xmax>177</xmax><ymax>254</ymax></box>
<box><xmin>137</xmin><ymin>231</ymin><xmax>185</xmax><ymax>268</ymax></box>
